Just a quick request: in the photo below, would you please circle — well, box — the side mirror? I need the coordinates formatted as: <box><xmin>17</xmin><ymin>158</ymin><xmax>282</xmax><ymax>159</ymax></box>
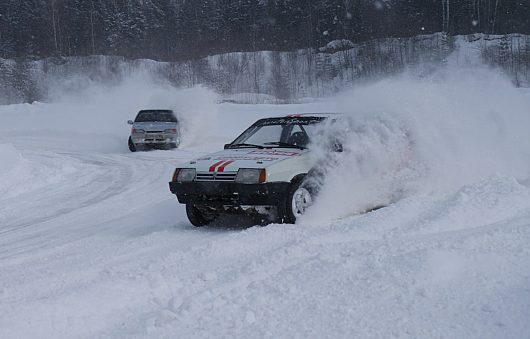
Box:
<box><xmin>127</xmin><ymin>120</ymin><xmax>133</xmax><ymax>125</ymax></box>
<box><xmin>224</xmin><ymin>144</ymin><xmax>231</xmax><ymax>149</ymax></box>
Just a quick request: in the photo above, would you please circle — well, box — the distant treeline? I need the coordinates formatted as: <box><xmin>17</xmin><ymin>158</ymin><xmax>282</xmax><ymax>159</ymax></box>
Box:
<box><xmin>1</xmin><ymin>0</ymin><xmax>529</xmax><ymax>61</ymax></box>
<box><xmin>2</xmin><ymin>33</ymin><xmax>529</xmax><ymax>104</ymax></box>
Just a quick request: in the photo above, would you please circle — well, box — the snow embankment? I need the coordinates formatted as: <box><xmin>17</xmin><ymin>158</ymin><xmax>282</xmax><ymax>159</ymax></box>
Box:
<box><xmin>0</xmin><ymin>144</ymin><xmax>68</xmax><ymax>199</ymax></box>
<box><xmin>0</xmin><ymin>143</ymin><xmax>24</xmax><ymax>174</ymax></box>
<box><xmin>0</xmin><ymin>144</ymin><xmax>28</xmax><ymax>195</ymax></box>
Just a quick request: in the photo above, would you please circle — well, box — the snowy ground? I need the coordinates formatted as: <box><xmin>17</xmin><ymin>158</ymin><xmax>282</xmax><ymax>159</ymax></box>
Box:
<box><xmin>1</xmin><ymin>68</ymin><xmax>530</xmax><ymax>338</ymax></box>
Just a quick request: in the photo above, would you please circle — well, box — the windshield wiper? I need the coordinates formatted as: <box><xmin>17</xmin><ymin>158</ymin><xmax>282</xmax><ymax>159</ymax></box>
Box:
<box><xmin>228</xmin><ymin>143</ymin><xmax>264</xmax><ymax>149</ymax></box>
<box><xmin>263</xmin><ymin>142</ymin><xmax>306</xmax><ymax>150</ymax></box>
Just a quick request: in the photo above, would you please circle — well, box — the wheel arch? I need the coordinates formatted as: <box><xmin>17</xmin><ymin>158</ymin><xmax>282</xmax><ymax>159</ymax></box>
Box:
<box><xmin>290</xmin><ymin>173</ymin><xmax>307</xmax><ymax>184</ymax></box>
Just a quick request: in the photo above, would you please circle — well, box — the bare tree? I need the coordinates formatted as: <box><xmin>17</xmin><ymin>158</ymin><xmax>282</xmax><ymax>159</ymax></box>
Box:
<box><xmin>442</xmin><ymin>0</ymin><xmax>450</xmax><ymax>32</ymax></box>
<box><xmin>50</xmin><ymin>0</ymin><xmax>58</xmax><ymax>52</ymax></box>
<box><xmin>90</xmin><ymin>0</ymin><xmax>96</xmax><ymax>54</ymax></box>
<box><xmin>492</xmin><ymin>0</ymin><xmax>500</xmax><ymax>34</ymax></box>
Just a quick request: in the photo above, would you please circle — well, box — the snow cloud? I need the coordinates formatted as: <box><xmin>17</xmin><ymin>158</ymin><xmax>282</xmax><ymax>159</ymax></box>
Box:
<box><xmin>305</xmin><ymin>65</ymin><xmax>530</xmax><ymax>223</ymax></box>
<box><xmin>0</xmin><ymin>72</ymin><xmax>218</xmax><ymax>152</ymax></box>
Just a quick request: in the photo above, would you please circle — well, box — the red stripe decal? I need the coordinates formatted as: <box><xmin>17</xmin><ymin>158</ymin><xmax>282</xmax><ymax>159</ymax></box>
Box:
<box><xmin>217</xmin><ymin>160</ymin><xmax>234</xmax><ymax>172</ymax></box>
<box><xmin>209</xmin><ymin>160</ymin><xmax>225</xmax><ymax>172</ymax></box>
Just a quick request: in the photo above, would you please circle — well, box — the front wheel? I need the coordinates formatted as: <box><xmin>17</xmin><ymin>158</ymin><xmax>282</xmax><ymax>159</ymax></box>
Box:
<box><xmin>128</xmin><ymin>137</ymin><xmax>136</xmax><ymax>152</ymax></box>
<box><xmin>185</xmin><ymin>204</ymin><xmax>216</xmax><ymax>227</ymax></box>
<box><xmin>279</xmin><ymin>180</ymin><xmax>314</xmax><ymax>224</ymax></box>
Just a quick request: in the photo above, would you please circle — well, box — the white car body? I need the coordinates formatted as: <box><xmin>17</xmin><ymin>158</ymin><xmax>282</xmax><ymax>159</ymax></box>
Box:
<box><xmin>169</xmin><ymin>114</ymin><xmax>339</xmax><ymax>225</ymax></box>
<box><xmin>185</xmin><ymin>148</ymin><xmax>313</xmax><ymax>182</ymax></box>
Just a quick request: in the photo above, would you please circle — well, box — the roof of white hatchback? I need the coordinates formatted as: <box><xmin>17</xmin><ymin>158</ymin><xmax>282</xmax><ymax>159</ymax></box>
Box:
<box><xmin>284</xmin><ymin>112</ymin><xmax>343</xmax><ymax>118</ymax></box>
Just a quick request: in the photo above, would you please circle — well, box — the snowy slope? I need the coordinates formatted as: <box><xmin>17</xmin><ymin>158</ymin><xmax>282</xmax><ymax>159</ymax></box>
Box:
<box><xmin>0</xmin><ymin>67</ymin><xmax>529</xmax><ymax>339</ymax></box>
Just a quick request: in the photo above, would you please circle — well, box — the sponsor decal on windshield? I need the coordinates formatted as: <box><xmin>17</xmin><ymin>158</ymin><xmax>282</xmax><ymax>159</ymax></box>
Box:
<box><xmin>258</xmin><ymin>117</ymin><xmax>323</xmax><ymax>126</ymax></box>
<box><xmin>249</xmin><ymin>150</ymin><xmax>300</xmax><ymax>157</ymax></box>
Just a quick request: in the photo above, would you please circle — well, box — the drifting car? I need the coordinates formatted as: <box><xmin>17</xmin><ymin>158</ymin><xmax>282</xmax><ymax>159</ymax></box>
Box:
<box><xmin>127</xmin><ymin>109</ymin><xmax>180</xmax><ymax>152</ymax></box>
<box><xmin>169</xmin><ymin>114</ymin><xmax>342</xmax><ymax>226</ymax></box>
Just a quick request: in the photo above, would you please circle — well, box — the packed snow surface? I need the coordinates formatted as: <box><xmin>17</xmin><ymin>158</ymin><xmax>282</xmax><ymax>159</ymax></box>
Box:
<box><xmin>1</xmin><ymin>67</ymin><xmax>530</xmax><ymax>338</ymax></box>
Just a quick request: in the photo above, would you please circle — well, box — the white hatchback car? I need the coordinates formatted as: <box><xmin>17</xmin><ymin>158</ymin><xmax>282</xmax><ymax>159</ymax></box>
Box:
<box><xmin>169</xmin><ymin>114</ymin><xmax>341</xmax><ymax>226</ymax></box>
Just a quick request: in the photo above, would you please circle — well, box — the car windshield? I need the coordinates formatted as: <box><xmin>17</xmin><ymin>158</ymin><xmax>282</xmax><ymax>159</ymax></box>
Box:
<box><xmin>135</xmin><ymin>111</ymin><xmax>177</xmax><ymax>122</ymax></box>
<box><xmin>229</xmin><ymin>117</ymin><xmax>324</xmax><ymax>149</ymax></box>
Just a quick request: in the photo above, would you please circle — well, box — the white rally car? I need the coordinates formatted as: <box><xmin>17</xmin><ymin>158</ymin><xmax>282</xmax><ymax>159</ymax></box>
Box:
<box><xmin>169</xmin><ymin>114</ymin><xmax>340</xmax><ymax>226</ymax></box>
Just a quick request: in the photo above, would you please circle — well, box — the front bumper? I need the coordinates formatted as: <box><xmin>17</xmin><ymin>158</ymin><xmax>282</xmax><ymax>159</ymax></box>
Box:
<box><xmin>132</xmin><ymin>133</ymin><xmax>178</xmax><ymax>145</ymax></box>
<box><xmin>169</xmin><ymin>181</ymin><xmax>290</xmax><ymax>206</ymax></box>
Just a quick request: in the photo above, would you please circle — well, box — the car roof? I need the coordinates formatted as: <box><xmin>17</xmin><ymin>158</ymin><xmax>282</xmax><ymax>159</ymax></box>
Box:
<box><xmin>252</xmin><ymin>114</ymin><xmax>343</xmax><ymax>127</ymax></box>
<box><xmin>138</xmin><ymin>109</ymin><xmax>174</xmax><ymax>113</ymax></box>
<box><xmin>283</xmin><ymin>112</ymin><xmax>343</xmax><ymax>118</ymax></box>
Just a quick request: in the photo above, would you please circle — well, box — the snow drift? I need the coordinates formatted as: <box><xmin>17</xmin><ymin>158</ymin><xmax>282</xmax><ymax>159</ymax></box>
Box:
<box><xmin>0</xmin><ymin>143</ymin><xmax>24</xmax><ymax>174</ymax></box>
<box><xmin>0</xmin><ymin>144</ymin><xmax>31</xmax><ymax>197</ymax></box>
<box><xmin>306</xmin><ymin>66</ymin><xmax>530</xmax><ymax>222</ymax></box>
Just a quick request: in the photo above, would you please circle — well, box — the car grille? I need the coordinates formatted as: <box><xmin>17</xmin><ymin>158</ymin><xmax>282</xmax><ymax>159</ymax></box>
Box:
<box><xmin>196</xmin><ymin>171</ymin><xmax>237</xmax><ymax>182</ymax></box>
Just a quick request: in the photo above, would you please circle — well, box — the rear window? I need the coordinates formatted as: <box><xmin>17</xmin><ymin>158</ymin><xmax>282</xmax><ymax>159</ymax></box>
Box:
<box><xmin>135</xmin><ymin>111</ymin><xmax>177</xmax><ymax>123</ymax></box>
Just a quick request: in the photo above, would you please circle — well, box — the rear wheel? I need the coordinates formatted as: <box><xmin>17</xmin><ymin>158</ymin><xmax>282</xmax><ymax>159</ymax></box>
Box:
<box><xmin>185</xmin><ymin>204</ymin><xmax>216</xmax><ymax>227</ymax></box>
<box><xmin>279</xmin><ymin>179</ymin><xmax>314</xmax><ymax>224</ymax></box>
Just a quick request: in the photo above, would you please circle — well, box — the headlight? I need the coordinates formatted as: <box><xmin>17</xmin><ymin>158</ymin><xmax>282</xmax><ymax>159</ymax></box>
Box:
<box><xmin>164</xmin><ymin>129</ymin><xmax>177</xmax><ymax>134</ymax></box>
<box><xmin>173</xmin><ymin>168</ymin><xmax>196</xmax><ymax>182</ymax></box>
<box><xmin>132</xmin><ymin>128</ymin><xmax>145</xmax><ymax>134</ymax></box>
<box><xmin>235</xmin><ymin>168</ymin><xmax>266</xmax><ymax>183</ymax></box>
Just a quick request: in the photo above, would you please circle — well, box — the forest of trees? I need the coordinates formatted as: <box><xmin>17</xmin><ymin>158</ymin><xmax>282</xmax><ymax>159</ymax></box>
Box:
<box><xmin>1</xmin><ymin>32</ymin><xmax>529</xmax><ymax>105</ymax></box>
<box><xmin>1</xmin><ymin>0</ymin><xmax>530</xmax><ymax>61</ymax></box>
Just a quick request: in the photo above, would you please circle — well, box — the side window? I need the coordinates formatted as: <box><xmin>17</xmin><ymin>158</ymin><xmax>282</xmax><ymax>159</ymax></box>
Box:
<box><xmin>286</xmin><ymin>125</ymin><xmax>309</xmax><ymax>147</ymax></box>
<box><xmin>289</xmin><ymin>125</ymin><xmax>303</xmax><ymax>137</ymax></box>
<box><xmin>302</xmin><ymin>124</ymin><xmax>318</xmax><ymax>139</ymax></box>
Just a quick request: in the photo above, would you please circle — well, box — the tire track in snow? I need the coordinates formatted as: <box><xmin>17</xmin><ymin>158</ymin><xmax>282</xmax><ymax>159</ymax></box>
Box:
<box><xmin>0</xmin><ymin>150</ymin><xmax>182</xmax><ymax>260</ymax></box>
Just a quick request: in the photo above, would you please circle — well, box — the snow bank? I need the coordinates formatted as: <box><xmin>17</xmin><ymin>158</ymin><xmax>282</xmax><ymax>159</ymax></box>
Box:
<box><xmin>0</xmin><ymin>144</ymin><xmax>37</xmax><ymax>197</ymax></box>
<box><xmin>307</xmin><ymin>66</ymin><xmax>530</xmax><ymax>222</ymax></box>
<box><xmin>0</xmin><ymin>143</ymin><xmax>24</xmax><ymax>174</ymax></box>
<box><xmin>0</xmin><ymin>143</ymin><xmax>79</xmax><ymax>200</ymax></box>
<box><xmin>419</xmin><ymin>176</ymin><xmax>530</xmax><ymax>234</ymax></box>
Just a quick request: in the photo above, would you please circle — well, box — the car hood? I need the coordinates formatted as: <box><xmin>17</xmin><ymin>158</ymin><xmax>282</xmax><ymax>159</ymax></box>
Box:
<box><xmin>133</xmin><ymin>121</ymin><xmax>177</xmax><ymax>131</ymax></box>
<box><xmin>187</xmin><ymin>148</ymin><xmax>309</xmax><ymax>172</ymax></box>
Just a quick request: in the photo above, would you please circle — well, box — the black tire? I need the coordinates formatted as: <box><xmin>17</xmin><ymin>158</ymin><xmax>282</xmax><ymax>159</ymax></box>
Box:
<box><xmin>278</xmin><ymin>179</ymin><xmax>314</xmax><ymax>224</ymax></box>
<box><xmin>163</xmin><ymin>143</ymin><xmax>178</xmax><ymax>150</ymax></box>
<box><xmin>185</xmin><ymin>204</ymin><xmax>214</xmax><ymax>227</ymax></box>
<box><xmin>128</xmin><ymin>137</ymin><xmax>137</xmax><ymax>152</ymax></box>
